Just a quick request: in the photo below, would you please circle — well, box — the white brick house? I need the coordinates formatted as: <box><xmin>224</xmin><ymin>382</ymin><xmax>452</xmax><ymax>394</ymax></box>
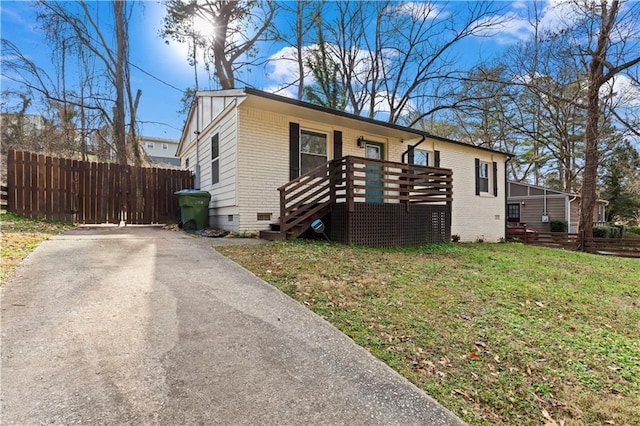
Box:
<box><xmin>176</xmin><ymin>88</ymin><xmax>510</xmax><ymax>242</ymax></box>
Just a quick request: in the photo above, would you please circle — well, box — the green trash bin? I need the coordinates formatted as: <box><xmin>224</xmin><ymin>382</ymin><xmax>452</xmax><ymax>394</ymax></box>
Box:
<box><xmin>175</xmin><ymin>190</ymin><xmax>211</xmax><ymax>231</ymax></box>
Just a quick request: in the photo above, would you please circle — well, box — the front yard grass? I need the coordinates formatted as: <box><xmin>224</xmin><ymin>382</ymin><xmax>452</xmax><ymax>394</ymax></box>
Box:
<box><xmin>217</xmin><ymin>240</ymin><xmax>640</xmax><ymax>425</ymax></box>
<box><xmin>0</xmin><ymin>211</ymin><xmax>74</xmax><ymax>285</ymax></box>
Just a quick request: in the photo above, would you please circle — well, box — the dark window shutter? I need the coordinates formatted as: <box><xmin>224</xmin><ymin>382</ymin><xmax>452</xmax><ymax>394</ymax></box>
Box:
<box><xmin>333</xmin><ymin>130</ymin><xmax>342</xmax><ymax>159</ymax></box>
<box><xmin>434</xmin><ymin>150</ymin><xmax>440</xmax><ymax>167</ymax></box>
<box><xmin>408</xmin><ymin>146</ymin><xmax>415</xmax><ymax>164</ymax></box>
<box><xmin>289</xmin><ymin>122</ymin><xmax>300</xmax><ymax>180</ymax></box>
<box><xmin>493</xmin><ymin>161</ymin><xmax>498</xmax><ymax>196</ymax></box>
<box><xmin>475</xmin><ymin>158</ymin><xmax>480</xmax><ymax>196</ymax></box>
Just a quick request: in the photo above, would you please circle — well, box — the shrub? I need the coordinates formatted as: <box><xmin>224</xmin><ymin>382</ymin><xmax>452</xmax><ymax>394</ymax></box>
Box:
<box><xmin>612</xmin><ymin>224</ymin><xmax>624</xmax><ymax>238</ymax></box>
<box><xmin>593</xmin><ymin>225</ymin><xmax>623</xmax><ymax>238</ymax></box>
<box><xmin>549</xmin><ymin>219</ymin><xmax>567</xmax><ymax>232</ymax></box>
<box><xmin>451</xmin><ymin>234</ymin><xmax>460</xmax><ymax>243</ymax></box>
<box><xmin>626</xmin><ymin>226</ymin><xmax>640</xmax><ymax>235</ymax></box>
<box><xmin>592</xmin><ymin>226</ymin><xmax>608</xmax><ymax>238</ymax></box>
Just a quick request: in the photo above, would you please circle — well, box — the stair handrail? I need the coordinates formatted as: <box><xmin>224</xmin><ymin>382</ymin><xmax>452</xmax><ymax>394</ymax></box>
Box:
<box><xmin>278</xmin><ymin>158</ymin><xmax>346</xmax><ymax>235</ymax></box>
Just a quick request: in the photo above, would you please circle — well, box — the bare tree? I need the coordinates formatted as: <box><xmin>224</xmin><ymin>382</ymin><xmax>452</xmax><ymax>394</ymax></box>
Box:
<box><xmin>267</xmin><ymin>1</ymin><xmax>319</xmax><ymax>99</ymax></box>
<box><xmin>563</xmin><ymin>0</ymin><xmax>640</xmax><ymax>247</ymax></box>
<box><xmin>2</xmin><ymin>1</ymin><xmax>142</xmax><ymax>165</ymax></box>
<box><xmin>322</xmin><ymin>1</ymin><xmax>388</xmax><ymax>117</ymax></box>
<box><xmin>161</xmin><ymin>0</ymin><xmax>276</xmax><ymax>90</ymax></box>
<box><xmin>380</xmin><ymin>1</ymin><xmax>508</xmax><ymax>125</ymax></box>
<box><xmin>302</xmin><ymin>1</ymin><xmax>507</xmax><ymax>123</ymax></box>
<box><xmin>303</xmin><ymin>15</ymin><xmax>347</xmax><ymax>110</ymax></box>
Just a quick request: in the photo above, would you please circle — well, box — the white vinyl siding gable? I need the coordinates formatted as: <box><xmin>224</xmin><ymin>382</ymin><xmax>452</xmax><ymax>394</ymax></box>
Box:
<box><xmin>182</xmin><ymin>98</ymin><xmax>238</xmax><ymax>209</ymax></box>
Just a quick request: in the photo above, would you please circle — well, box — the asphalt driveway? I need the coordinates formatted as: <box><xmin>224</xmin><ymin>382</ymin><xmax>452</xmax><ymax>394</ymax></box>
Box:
<box><xmin>1</xmin><ymin>226</ymin><xmax>464</xmax><ymax>425</ymax></box>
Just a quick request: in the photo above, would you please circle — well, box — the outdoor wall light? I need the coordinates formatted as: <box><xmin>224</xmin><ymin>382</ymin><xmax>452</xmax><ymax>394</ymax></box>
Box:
<box><xmin>357</xmin><ymin>136</ymin><xmax>365</xmax><ymax>147</ymax></box>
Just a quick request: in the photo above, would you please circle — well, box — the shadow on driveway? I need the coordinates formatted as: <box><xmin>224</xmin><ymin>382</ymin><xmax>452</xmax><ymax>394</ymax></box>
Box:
<box><xmin>1</xmin><ymin>226</ymin><xmax>464</xmax><ymax>425</ymax></box>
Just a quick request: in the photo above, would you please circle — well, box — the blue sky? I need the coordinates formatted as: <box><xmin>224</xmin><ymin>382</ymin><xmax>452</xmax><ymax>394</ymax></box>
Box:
<box><xmin>2</xmin><ymin>0</ymin><xmax>625</xmax><ymax>141</ymax></box>
<box><xmin>1</xmin><ymin>1</ymin><xmax>197</xmax><ymax>139</ymax></box>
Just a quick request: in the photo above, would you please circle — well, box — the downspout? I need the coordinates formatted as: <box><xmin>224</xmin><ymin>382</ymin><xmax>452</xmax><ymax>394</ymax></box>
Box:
<box><xmin>191</xmin><ymin>21</ymin><xmax>201</xmax><ymax>190</ymax></box>
<box><xmin>504</xmin><ymin>156</ymin><xmax>512</xmax><ymax>240</ymax></box>
<box><xmin>568</xmin><ymin>194</ymin><xmax>577</xmax><ymax>233</ymax></box>
<box><xmin>193</xmin><ymin>95</ymin><xmax>201</xmax><ymax>189</ymax></box>
<box><xmin>401</xmin><ymin>136</ymin><xmax>426</xmax><ymax>163</ymax></box>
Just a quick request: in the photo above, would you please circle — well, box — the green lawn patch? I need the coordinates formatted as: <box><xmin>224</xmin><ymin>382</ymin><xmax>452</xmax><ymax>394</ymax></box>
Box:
<box><xmin>0</xmin><ymin>211</ymin><xmax>74</xmax><ymax>285</ymax></box>
<box><xmin>218</xmin><ymin>240</ymin><xmax>640</xmax><ymax>425</ymax></box>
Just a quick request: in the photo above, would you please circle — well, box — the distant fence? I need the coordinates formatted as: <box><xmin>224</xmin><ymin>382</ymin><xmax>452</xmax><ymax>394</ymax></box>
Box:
<box><xmin>584</xmin><ymin>237</ymin><xmax>640</xmax><ymax>258</ymax></box>
<box><xmin>507</xmin><ymin>228</ymin><xmax>640</xmax><ymax>258</ymax></box>
<box><xmin>1</xmin><ymin>185</ymin><xmax>8</xmax><ymax>211</ymax></box>
<box><xmin>6</xmin><ymin>150</ymin><xmax>193</xmax><ymax>224</ymax></box>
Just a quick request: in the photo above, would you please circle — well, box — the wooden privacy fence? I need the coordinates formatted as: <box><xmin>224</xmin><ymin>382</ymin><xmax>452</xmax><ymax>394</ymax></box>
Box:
<box><xmin>1</xmin><ymin>185</ymin><xmax>8</xmax><ymax>210</ymax></box>
<box><xmin>6</xmin><ymin>150</ymin><xmax>193</xmax><ymax>224</ymax></box>
<box><xmin>507</xmin><ymin>228</ymin><xmax>640</xmax><ymax>258</ymax></box>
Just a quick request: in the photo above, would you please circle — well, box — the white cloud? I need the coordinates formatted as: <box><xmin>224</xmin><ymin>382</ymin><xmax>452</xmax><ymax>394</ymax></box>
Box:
<box><xmin>263</xmin><ymin>85</ymin><xmax>296</xmax><ymax>99</ymax></box>
<box><xmin>474</xmin><ymin>12</ymin><xmax>535</xmax><ymax>44</ymax></box>
<box><xmin>391</xmin><ymin>2</ymin><xmax>447</xmax><ymax>20</ymax></box>
<box><xmin>264</xmin><ymin>44</ymin><xmax>417</xmax><ymax>120</ymax></box>
<box><xmin>607</xmin><ymin>75</ymin><xmax>640</xmax><ymax>108</ymax></box>
<box><xmin>511</xmin><ymin>1</ymin><xmax>530</xmax><ymax>10</ymax></box>
<box><xmin>264</xmin><ymin>43</ymin><xmax>394</xmax><ymax>98</ymax></box>
<box><xmin>538</xmin><ymin>0</ymin><xmax>582</xmax><ymax>34</ymax></box>
<box><xmin>263</xmin><ymin>45</ymin><xmax>316</xmax><ymax>96</ymax></box>
<box><xmin>266</xmin><ymin>45</ymin><xmax>309</xmax><ymax>81</ymax></box>
<box><xmin>472</xmin><ymin>0</ymin><xmax>590</xmax><ymax>45</ymax></box>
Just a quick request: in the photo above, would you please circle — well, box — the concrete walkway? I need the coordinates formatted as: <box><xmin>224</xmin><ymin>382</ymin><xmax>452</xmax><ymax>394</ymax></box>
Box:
<box><xmin>1</xmin><ymin>226</ymin><xmax>464</xmax><ymax>425</ymax></box>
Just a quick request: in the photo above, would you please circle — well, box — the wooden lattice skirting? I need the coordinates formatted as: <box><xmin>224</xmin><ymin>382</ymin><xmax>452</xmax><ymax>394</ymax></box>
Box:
<box><xmin>328</xmin><ymin>203</ymin><xmax>451</xmax><ymax>247</ymax></box>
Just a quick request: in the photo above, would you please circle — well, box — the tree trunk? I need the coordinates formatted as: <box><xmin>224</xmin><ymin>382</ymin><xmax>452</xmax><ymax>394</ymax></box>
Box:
<box><xmin>129</xmin><ymin>89</ymin><xmax>143</xmax><ymax>166</ymax></box>
<box><xmin>577</xmin><ymin>0</ymin><xmax>610</xmax><ymax>250</ymax></box>
<box><xmin>578</xmin><ymin>79</ymin><xmax>600</xmax><ymax>249</ymax></box>
<box><xmin>113</xmin><ymin>0</ymin><xmax>128</xmax><ymax>164</ymax></box>
<box><xmin>296</xmin><ymin>2</ymin><xmax>304</xmax><ymax>100</ymax></box>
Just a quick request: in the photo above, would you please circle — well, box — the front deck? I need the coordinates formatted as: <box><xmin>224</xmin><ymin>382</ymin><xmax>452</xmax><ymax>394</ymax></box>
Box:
<box><xmin>260</xmin><ymin>156</ymin><xmax>453</xmax><ymax>247</ymax></box>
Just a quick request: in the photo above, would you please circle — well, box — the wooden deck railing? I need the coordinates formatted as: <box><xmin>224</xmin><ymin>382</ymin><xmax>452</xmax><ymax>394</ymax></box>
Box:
<box><xmin>278</xmin><ymin>156</ymin><xmax>453</xmax><ymax>236</ymax></box>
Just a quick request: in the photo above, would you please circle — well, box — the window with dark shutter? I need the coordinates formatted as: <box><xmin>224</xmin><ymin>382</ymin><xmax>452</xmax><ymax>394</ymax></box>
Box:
<box><xmin>493</xmin><ymin>161</ymin><xmax>498</xmax><ymax>196</ymax></box>
<box><xmin>300</xmin><ymin>130</ymin><xmax>327</xmax><ymax>174</ymax></box>
<box><xmin>289</xmin><ymin>122</ymin><xmax>300</xmax><ymax>180</ymax></box>
<box><xmin>333</xmin><ymin>130</ymin><xmax>342</xmax><ymax>159</ymax></box>
<box><xmin>475</xmin><ymin>158</ymin><xmax>490</xmax><ymax>194</ymax></box>
<box><xmin>475</xmin><ymin>158</ymin><xmax>480</xmax><ymax>195</ymax></box>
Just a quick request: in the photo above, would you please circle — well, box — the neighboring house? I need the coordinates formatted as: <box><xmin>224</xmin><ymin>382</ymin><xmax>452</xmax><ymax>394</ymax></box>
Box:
<box><xmin>141</xmin><ymin>136</ymin><xmax>180</xmax><ymax>167</ymax></box>
<box><xmin>0</xmin><ymin>113</ymin><xmax>46</xmax><ymax>139</ymax></box>
<box><xmin>176</xmin><ymin>88</ymin><xmax>510</xmax><ymax>243</ymax></box>
<box><xmin>507</xmin><ymin>181</ymin><xmax>608</xmax><ymax>233</ymax></box>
